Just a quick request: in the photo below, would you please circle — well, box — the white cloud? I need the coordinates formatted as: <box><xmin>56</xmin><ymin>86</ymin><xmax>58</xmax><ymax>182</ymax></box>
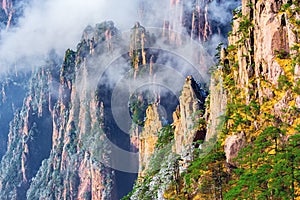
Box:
<box><xmin>0</xmin><ymin>0</ymin><xmax>139</xmax><ymax>73</ymax></box>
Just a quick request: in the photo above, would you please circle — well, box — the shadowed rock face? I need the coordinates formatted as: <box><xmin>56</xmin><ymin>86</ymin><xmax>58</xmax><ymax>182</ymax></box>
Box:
<box><xmin>0</xmin><ymin>0</ymin><xmax>27</xmax><ymax>30</ymax></box>
<box><xmin>0</xmin><ymin>66</ymin><xmax>57</xmax><ymax>200</ymax></box>
<box><xmin>0</xmin><ymin>0</ymin><xmax>30</xmax><ymax>160</ymax></box>
<box><xmin>0</xmin><ymin>0</ymin><xmax>14</xmax><ymax>30</ymax></box>
<box><xmin>0</xmin><ymin>74</ymin><xmax>27</xmax><ymax>160</ymax></box>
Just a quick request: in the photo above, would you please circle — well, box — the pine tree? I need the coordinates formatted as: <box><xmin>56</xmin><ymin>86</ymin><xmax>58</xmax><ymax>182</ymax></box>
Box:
<box><xmin>225</xmin><ymin>126</ymin><xmax>300</xmax><ymax>199</ymax></box>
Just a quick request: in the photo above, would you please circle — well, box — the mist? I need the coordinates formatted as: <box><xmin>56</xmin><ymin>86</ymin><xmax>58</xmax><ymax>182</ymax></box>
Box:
<box><xmin>0</xmin><ymin>0</ymin><xmax>139</xmax><ymax>74</ymax></box>
<box><xmin>0</xmin><ymin>0</ymin><xmax>240</xmax><ymax>75</ymax></box>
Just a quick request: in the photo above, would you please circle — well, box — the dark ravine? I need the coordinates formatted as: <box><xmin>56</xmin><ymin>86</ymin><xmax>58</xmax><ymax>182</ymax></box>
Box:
<box><xmin>0</xmin><ymin>73</ymin><xmax>27</xmax><ymax>159</ymax></box>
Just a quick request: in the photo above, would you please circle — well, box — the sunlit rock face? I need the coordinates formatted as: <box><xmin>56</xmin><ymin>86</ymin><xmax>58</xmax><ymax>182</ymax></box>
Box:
<box><xmin>173</xmin><ymin>76</ymin><xmax>206</xmax><ymax>166</ymax></box>
<box><xmin>138</xmin><ymin>104</ymin><xmax>162</xmax><ymax>175</ymax></box>
<box><xmin>218</xmin><ymin>0</ymin><xmax>300</xmax><ymax>168</ymax></box>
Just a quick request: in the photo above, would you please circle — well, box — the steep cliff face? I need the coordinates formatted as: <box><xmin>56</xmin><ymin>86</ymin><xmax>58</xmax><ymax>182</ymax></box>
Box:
<box><xmin>205</xmin><ymin>66</ymin><xmax>227</xmax><ymax>142</ymax></box>
<box><xmin>0</xmin><ymin>73</ymin><xmax>27</xmax><ymax>159</ymax></box>
<box><xmin>223</xmin><ymin>0</ymin><xmax>300</xmax><ymax>166</ymax></box>
<box><xmin>129</xmin><ymin>22</ymin><xmax>154</xmax><ymax>79</ymax></box>
<box><xmin>173</xmin><ymin>76</ymin><xmax>207</xmax><ymax>166</ymax></box>
<box><xmin>137</xmin><ymin>77</ymin><xmax>207</xmax><ymax>176</ymax></box>
<box><xmin>0</xmin><ymin>65</ymin><xmax>57</xmax><ymax>199</ymax></box>
<box><xmin>221</xmin><ymin>1</ymin><xmax>299</xmax><ymax>199</ymax></box>
<box><xmin>125</xmin><ymin>76</ymin><xmax>207</xmax><ymax>199</ymax></box>
<box><xmin>27</xmin><ymin>22</ymin><xmax>121</xmax><ymax>200</ymax></box>
<box><xmin>139</xmin><ymin>104</ymin><xmax>162</xmax><ymax>175</ymax></box>
<box><xmin>140</xmin><ymin>0</ymin><xmax>238</xmax><ymax>43</ymax></box>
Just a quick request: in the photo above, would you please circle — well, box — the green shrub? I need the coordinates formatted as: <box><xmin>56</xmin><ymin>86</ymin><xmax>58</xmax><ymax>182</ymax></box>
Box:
<box><xmin>156</xmin><ymin>125</ymin><xmax>174</xmax><ymax>149</ymax></box>
<box><xmin>278</xmin><ymin>74</ymin><xmax>292</xmax><ymax>90</ymax></box>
